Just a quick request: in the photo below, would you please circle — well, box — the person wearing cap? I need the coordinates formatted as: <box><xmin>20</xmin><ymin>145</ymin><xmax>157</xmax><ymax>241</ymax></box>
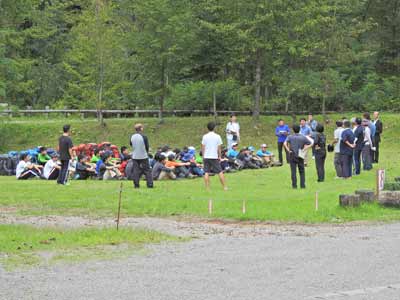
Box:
<box><xmin>130</xmin><ymin>123</ymin><xmax>153</xmax><ymax>188</ymax></box>
<box><xmin>57</xmin><ymin>124</ymin><xmax>74</xmax><ymax>185</ymax></box>
<box><xmin>361</xmin><ymin>119</ymin><xmax>374</xmax><ymax>171</ymax></box>
<box><xmin>16</xmin><ymin>153</ymin><xmax>43</xmax><ymax>180</ymax></box>
<box><xmin>43</xmin><ymin>153</ymin><xmax>61</xmax><ymax>180</ymax></box>
<box><xmin>227</xmin><ymin>143</ymin><xmax>239</xmax><ymax>159</ymax></box>
<box><xmin>352</xmin><ymin>117</ymin><xmax>364</xmax><ymax>175</ymax></box>
<box><xmin>237</xmin><ymin>147</ymin><xmax>259</xmax><ymax>169</ymax></box>
<box><xmin>226</xmin><ymin>114</ymin><xmax>240</xmax><ymax>150</ymax></box>
<box><xmin>275</xmin><ymin>119</ymin><xmax>290</xmax><ymax>165</ymax></box>
<box><xmin>256</xmin><ymin>144</ymin><xmax>273</xmax><ymax>166</ymax></box>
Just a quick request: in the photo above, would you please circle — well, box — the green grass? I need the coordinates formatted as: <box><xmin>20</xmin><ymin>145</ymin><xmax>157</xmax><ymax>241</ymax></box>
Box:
<box><xmin>0</xmin><ymin>224</ymin><xmax>179</xmax><ymax>270</ymax></box>
<box><xmin>0</xmin><ymin>113</ymin><xmax>399</xmax><ymax>223</ymax></box>
<box><xmin>1</xmin><ymin>113</ymin><xmax>397</xmax><ymax>153</ymax></box>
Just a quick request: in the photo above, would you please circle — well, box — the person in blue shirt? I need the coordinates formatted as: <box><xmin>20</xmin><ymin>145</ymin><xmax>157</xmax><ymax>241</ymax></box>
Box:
<box><xmin>256</xmin><ymin>144</ymin><xmax>273</xmax><ymax>166</ymax></box>
<box><xmin>300</xmin><ymin>118</ymin><xmax>312</xmax><ymax>136</ymax></box>
<box><xmin>227</xmin><ymin>143</ymin><xmax>239</xmax><ymax>159</ymax></box>
<box><xmin>275</xmin><ymin>119</ymin><xmax>290</xmax><ymax>164</ymax></box>
<box><xmin>300</xmin><ymin>118</ymin><xmax>312</xmax><ymax>166</ymax></box>
<box><xmin>307</xmin><ymin>113</ymin><xmax>318</xmax><ymax>132</ymax></box>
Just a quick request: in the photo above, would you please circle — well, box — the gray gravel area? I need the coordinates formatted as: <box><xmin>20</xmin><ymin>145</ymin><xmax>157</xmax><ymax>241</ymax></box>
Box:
<box><xmin>1</xmin><ymin>214</ymin><xmax>400</xmax><ymax>300</ymax></box>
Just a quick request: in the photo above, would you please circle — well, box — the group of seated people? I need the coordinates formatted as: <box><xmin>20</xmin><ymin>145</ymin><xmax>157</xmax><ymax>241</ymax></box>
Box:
<box><xmin>16</xmin><ymin>143</ymin><xmax>279</xmax><ymax>181</ymax></box>
<box><xmin>150</xmin><ymin>143</ymin><xmax>278</xmax><ymax>181</ymax></box>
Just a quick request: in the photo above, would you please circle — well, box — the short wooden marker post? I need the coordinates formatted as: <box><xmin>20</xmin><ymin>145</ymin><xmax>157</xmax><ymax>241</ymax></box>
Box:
<box><xmin>315</xmin><ymin>191</ymin><xmax>319</xmax><ymax>211</ymax></box>
<box><xmin>242</xmin><ymin>200</ymin><xmax>246</xmax><ymax>214</ymax></box>
<box><xmin>208</xmin><ymin>199</ymin><xmax>213</xmax><ymax>215</ymax></box>
<box><xmin>116</xmin><ymin>182</ymin><xmax>123</xmax><ymax>231</ymax></box>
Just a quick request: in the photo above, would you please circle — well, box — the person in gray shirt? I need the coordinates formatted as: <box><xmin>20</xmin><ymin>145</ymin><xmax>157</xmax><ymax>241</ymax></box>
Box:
<box><xmin>130</xmin><ymin>123</ymin><xmax>153</xmax><ymax>188</ymax></box>
<box><xmin>284</xmin><ymin>124</ymin><xmax>314</xmax><ymax>189</ymax></box>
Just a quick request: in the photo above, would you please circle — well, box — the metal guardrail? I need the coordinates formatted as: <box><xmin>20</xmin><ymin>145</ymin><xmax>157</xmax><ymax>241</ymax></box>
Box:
<box><xmin>0</xmin><ymin>109</ymin><xmax>338</xmax><ymax>118</ymax></box>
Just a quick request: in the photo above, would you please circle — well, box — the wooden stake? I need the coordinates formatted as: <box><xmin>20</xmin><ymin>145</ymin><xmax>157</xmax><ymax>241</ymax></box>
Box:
<box><xmin>375</xmin><ymin>169</ymin><xmax>379</xmax><ymax>198</ymax></box>
<box><xmin>242</xmin><ymin>200</ymin><xmax>246</xmax><ymax>214</ymax></box>
<box><xmin>116</xmin><ymin>182</ymin><xmax>123</xmax><ymax>230</ymax></box>
<box><xmin>208</xmin><ymin>199</ymin><xmax>213</xmax><ymax>215</ymax></box>
<box><xmin>315</xmin><ymin>191</ymin><xmax>319</xmax><ymax>211</ymax></box>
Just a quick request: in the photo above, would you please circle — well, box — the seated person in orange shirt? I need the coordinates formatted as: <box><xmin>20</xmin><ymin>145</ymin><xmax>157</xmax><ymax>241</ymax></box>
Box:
<box><xmin>165</xmin><ymin>154</ymin><xmax>194</xmax><ymax>179</ymax></box>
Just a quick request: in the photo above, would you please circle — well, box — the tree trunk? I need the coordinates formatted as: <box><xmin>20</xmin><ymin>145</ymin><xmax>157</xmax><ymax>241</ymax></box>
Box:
<box><xmin>212</xmin><ymin>83</ymin><xmax>217</xmax><ymax>124</ymax></box>
<box><xmin>95</xmin><ymin>0</ymin><xmax>104</xmax><ymax>126</ymax></box>
<box><xmin>253</xmin><ymin>49</ymin><xmax>262</xmax><ymax>122</ymax></box>
<box><xmin>159</xmin><ymin>61</ymin><xmax>166</xmax><ymax>124</ymax></box>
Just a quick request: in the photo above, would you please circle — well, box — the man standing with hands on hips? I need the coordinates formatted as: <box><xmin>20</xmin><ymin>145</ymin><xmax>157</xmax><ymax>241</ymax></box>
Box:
<box><xmin>202</xmin><ymin>122</ymin><xmax>227</xmax><ymax>191</ymax></box>
<box><xmin>57</xmin><ymin>124</ymin><xmax>74</xmax><ymax>185</ymax></box>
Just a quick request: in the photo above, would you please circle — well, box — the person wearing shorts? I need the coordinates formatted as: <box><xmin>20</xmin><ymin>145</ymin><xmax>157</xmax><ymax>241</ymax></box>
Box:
<box><xmin>201</xmin><ymin>122</ymin><xmax>227</xmax><ymax>191</ymax></box>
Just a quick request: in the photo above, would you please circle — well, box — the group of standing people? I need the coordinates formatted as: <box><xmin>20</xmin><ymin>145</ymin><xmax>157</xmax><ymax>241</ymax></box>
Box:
<box><xmin>48</xmin><ymin>111</ymin><xmax>382</xmax><ymax>190</ymax></box>
<box><xmin>332</xmin><ymin>112</ymin><xmax>383</xmax><ymax>180</ymax></box>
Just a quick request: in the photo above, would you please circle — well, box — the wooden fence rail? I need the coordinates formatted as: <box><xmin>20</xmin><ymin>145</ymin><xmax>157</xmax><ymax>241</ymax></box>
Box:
<box><xmin>0</xmin><ymin>109</ymin><xmax>338</xmax><ymax>118</ymax></box>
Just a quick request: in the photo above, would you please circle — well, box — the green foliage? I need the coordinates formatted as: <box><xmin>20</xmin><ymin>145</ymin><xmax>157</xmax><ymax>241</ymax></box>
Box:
<box><xmin>0</xmin><ymin>0</ymin><xmax>399</xmax><ymax>112</ymax></box>
<box><xmin>384</xmin><ymin>182</ymin><xmax>400</xmax><ymax>191</ymax></box>
<box><xmin>165</xmin><ymin>79</ymin><xmax>244</xmax><ymax>110</ymax></box>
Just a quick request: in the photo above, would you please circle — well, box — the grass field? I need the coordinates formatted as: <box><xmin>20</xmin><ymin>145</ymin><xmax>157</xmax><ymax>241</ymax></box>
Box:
<box><xmin>0</xmin><ymin>225</ymin><xmax>178</xmax><ymax>270</ymax></box>
<box><xmin>0</xmin><ymin>114</ymin><xmax>399</xmax><ymax>223</ymax></box>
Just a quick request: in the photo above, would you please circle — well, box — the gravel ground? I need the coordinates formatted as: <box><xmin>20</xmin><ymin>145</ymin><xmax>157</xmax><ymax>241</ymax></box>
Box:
<box><xmin>1</xmin><ymin>214</ymin><xmax>400</xmax><ymax>300</ymax></box>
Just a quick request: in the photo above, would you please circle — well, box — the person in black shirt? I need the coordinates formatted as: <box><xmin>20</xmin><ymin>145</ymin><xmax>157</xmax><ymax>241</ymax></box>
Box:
<box><xmin>373</xmin><ymin>111</ymin><xmax>383</xmax><ymax>163</ymax></box>
<box><xmin>313</xmin><ymin>124</ymin><xmax>326</xmax><ymax>182</ymax></box>
<box><xmin>57</xmin><ymin>124</ymin><xmax>74</xmax><ymax>185</ymax></box>
<box><xmin>75</xmin><ymin>155</ymin><xmax>96</xmax><ymax>180</ymax></box>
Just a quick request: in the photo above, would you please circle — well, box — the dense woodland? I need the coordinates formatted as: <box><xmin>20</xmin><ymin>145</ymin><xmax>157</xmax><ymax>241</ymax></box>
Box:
<box><xmin>0</xmin><ymin>0</ymin><xmax>399</xmax><ymax>118</ymax></box>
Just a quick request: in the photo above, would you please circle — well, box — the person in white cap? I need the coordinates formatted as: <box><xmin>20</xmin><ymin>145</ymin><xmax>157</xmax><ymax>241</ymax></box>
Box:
<box><xmin>256</xmin><ymin>144</ymin><xmax>274</xmax><ymax>166</ymax></box>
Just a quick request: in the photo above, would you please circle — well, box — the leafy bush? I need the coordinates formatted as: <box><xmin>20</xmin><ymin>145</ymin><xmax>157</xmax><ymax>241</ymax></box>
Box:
<box><xmin>384</xmin><ymin>182</ymin><xmax>400</xmax><ymax>191</ymax></box>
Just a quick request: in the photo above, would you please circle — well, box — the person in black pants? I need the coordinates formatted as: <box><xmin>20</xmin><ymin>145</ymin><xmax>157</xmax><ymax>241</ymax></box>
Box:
<box><xmin>130</xmin><ymin>123</ymin><xmax>153</xmax><ymax>188</ymax></box>
<box><xmin>313</xmin><ymin>124</ymin><xmax>326</xmax><ymax>182</ymax></box>
<box><xmin>57</xmin><ymin>124</ymin><xmax>74</xmax><ymax>185</ymax></box>
<box><xmin>339</xmin><ymin>120</ymin><xmax>355</xmax><ymax>179</ymax></box>
<box><xmin>275</xmin><ymin>119</ymin><xmax>290</xmax><ymax>164</ymax></box>
<box><xmin>353</xmin><ymin>118</ymin><xmax>364</xmax><ymax>175</ymax></box>
<box><xmin>284</xmin><ymin>124</ymin><xmax>314</xmax><ymax>189</ymax></box>
<box><xmin>373</xmin><ymin>111</ymin><xmax>383</xmax><ymax>163</ymax></box>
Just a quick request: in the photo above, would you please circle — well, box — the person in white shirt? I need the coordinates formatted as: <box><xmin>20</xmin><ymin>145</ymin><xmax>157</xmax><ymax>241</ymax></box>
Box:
<box><xmin>43</xmin><ymin>153</ymin><xmax>61</xmax><ymax>180</ymax></box>
<box><xmin>16</xmin><ymin>154</ymin><xmax>42</xmax><ymax>180</ymax></box>
<box><xmin>332</xmin><ymin>120</ymin><xmax>344</xmax><ymax>178</ymax></box>
<box><xmin>226</xmin><ymin>114</ymin><xmax>240</xmax><ymax>150</ymax></box>
<box><xmin>201</xmin><ymin>122</ymin><xmax>227</xmax><ymax>191</ymax></box>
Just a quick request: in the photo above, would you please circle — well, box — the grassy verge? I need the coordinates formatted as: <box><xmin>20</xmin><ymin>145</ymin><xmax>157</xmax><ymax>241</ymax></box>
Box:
<box><xmin>0</xmin><ymin>224</ymin><xmax>180</xmax><ymax>270</ymax></box>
